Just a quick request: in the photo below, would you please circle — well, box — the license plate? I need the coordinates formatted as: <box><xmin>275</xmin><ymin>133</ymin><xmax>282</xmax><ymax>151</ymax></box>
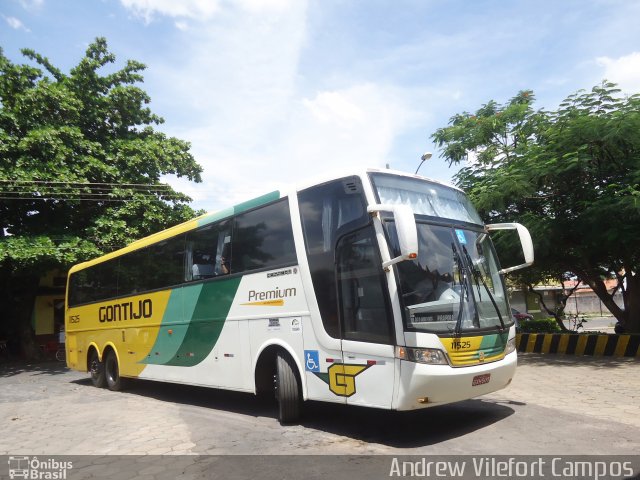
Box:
<box><xmin>472</xmin><ymin>373</ymin><xmax>491</xmax><ymax>386</ymax></box>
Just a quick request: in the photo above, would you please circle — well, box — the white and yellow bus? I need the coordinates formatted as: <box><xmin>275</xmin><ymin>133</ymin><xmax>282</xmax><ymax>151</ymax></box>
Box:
<box><xmin>65</xmin><ymin>169</ymin><xmax>533</xmax><ymax>423</ymax></box>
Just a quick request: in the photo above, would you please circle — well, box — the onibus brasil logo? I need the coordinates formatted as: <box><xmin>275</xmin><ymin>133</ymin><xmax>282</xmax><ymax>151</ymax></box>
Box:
<box><xmin>7</xmin><ymin>456</ymin><xmax>72</xmax><ymax>479</ymax></box>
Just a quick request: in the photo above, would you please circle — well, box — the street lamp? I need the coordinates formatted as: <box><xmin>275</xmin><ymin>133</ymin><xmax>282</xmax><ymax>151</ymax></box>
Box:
<box><xmin>414</xmin><ymin>152</ymin><xmax>432</xmax><ymax>175</ymax></box>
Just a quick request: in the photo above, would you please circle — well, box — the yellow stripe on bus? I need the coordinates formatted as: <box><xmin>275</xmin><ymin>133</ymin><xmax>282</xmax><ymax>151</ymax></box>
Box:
<box><xmin>66</xmin><ymin>290</ymin><xmax>172</xmax><ymax>376</ymax></box>
<box><xmin>241</xmin><ymin>299</ymin><xmax>284</xmax><ymax>307</ymax></box>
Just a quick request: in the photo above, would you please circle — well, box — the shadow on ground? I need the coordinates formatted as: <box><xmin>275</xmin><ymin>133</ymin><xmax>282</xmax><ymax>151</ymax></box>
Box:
<box><xmin>518</xmin><ymin>352</ymin><xmax>638</xmax><ymax>369</ymax></box>
<box><xmin>0</xmin><ymin>360</ymin><xmax>69</xmax><ymax>378</ymax></box>
<box><xmin>72</xmin><ymin>376</ymin><xmax>516</xmax><ymax>449</ymax></box>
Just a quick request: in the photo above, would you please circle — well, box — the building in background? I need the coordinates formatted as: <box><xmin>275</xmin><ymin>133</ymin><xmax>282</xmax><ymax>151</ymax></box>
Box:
<box><xmin>32</xmin><ymin>270</ymin><xmax>66</xmax><ymax>350</ymax></box>
<box><xmin>509</xmin><ymin>279</ymin><xmax>624</xmax><ymax>318</ymax></box>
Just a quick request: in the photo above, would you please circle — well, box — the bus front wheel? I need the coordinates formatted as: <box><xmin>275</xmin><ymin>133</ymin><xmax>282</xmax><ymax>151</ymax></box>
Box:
<box><xmin>275</xmin><ymin>352</ymin><xmax>301</xmax><ymax>425</ymax></box>
<box><xmin>104</xmin><ymin>350</ymin><xmax>123</xmax><ymax>391</ymax></box>
<box><xmin>89</xmin><ymin>349</ymin><xmax>106</xmax><ymax>388</ymax></box>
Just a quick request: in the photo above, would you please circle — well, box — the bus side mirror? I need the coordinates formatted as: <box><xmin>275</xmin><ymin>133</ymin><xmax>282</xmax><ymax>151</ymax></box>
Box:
<box><xmin>367</xmin><ymin>204</ymin><xmax>418</xmax><ymax>269</ymax></box>
<box><xmin>485</xmin><ymin>222</ymin><xmax>534</xmax><ymax>274</ymax></box>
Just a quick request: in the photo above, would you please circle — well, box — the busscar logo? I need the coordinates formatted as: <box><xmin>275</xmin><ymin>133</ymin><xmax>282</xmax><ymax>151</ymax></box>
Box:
<box><xmin>267</xmin><ymin>268</ymin><xmax>294</xmax><ymax>278</ymax></box>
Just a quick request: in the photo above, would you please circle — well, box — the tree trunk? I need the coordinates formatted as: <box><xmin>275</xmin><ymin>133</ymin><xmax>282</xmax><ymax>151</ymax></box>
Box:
<box><xmin>578</xmin><ymin>271</ymin><xmax>639</xmax><ymax>334</ymax></box>
<box><xmin>527</xmin><ymin>283</ymin><xmax>569</xmax><ymax>332</ymax></box>
<box><xmin>624</xmin><ymin>273</ymin><xmax>640</xmax><ymax>334</ymax></box>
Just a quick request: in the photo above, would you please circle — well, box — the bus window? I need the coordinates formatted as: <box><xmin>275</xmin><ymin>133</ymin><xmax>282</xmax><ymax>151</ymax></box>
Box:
<box><xmin>187</xmin><ymin>225</ymin><xmax>218</xmax><ymax>281</ymax></box>
<box><xmin>117</xmin><ymin>248</ymin><xmax>149</xmax><ymax>296</ymax></box>
<box><xmin>298</xmin><ymin>177</ymin><xmax>369</xmax><ymax>338</ymax></box>
<box><xmin>215</xmin><ymin>230</ymin><xmax>231</xmax><ymax>275</ymax></box>
<box><xmin>231</xmin><ymin>199</ymin><xmax>296</xmax><ymax>273</ymax></box>
<box><xmin>147</xmin><ymin>235</ymin><xmax>186</xmax><ymax>288</ymax></box>
<box><xmin>336</xmin><ymin>226</ymin><xmax>394</xmax><ymax>344</ymax></box>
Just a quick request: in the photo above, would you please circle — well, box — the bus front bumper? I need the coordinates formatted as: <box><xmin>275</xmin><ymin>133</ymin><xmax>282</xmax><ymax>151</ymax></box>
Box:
<box><xmin>394</xmin><ymin>351</ymin><xmax>517</xmax><ymax>410</ymax></box>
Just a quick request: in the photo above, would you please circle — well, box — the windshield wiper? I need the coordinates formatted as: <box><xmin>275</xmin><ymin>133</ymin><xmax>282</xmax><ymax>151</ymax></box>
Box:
<box><xmin>452</xmin><ymin>243</ymin><xmax>467</xmax><ymax>336</ymax></box>
<box><xmin>462</xmin><ymin>245</ymin><xmax>506</xmax><ymax>331</ymax></box>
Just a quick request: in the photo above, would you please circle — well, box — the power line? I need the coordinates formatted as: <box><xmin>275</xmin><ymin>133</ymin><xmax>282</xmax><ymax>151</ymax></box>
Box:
<box><xmin>0</xmin><ymin>190</ymin><xmax>183</xmax><ymax>196</ymax></box>
<box><xmin>0</xmin><ymin>191</ymin><xmax>185</xmax><ymax>197</ymax></box>
<box><xmin>1</xmin><ymin>185</ymin><xmax>174</xmax><ymax>191</ymax></box>
<box><xmin>0</xmin><ymin>188</ymin><xmax>175</xmax><ymax>195</ymax></box>
<box><xmin>0</xmin><ymin>180</ymin><xmax>189</xmax><ymax>201</ymax></box>
<box><xmin>0</xmin><ymin>196</ymin><xmax>188</xmax><ymax>202</ymax></box>
<box><xmin>0</xmin><ymin>180</ymin><xmax>174</xmax><ymax>188</ymax></box>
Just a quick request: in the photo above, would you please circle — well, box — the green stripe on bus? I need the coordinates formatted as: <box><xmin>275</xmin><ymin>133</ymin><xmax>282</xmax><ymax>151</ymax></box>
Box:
<box><xmin>143</xmin><ymin>288</ymin><xmax>189</xmax><ymax>365</ymax></box>
<box><xmin>233</xmin><ymin>191</ymin><xmax>280</xmax><ymax>215</ymax></box>
<box><xmin>197</xmin><ymin>207</ymin><xmax>234</xmax><ymax>228</ymax></box>
<box><xmin>479</xmin><ymin>332</ymin><xmax>509</xmax><ymax>355</ymax></box>
<box><xmin>163</xmin><ymin>277</ymin><xmax>242</xmax><ymax>367</ymax></box>
<box><xmin>143</xmin><ymin>285</ymin><xmax>204</xmax><ymax>365</ymax></box>
<box><xmin>195</xmin><ymin>191</ymin><xmax>280</xmax><ymax>228</ymax></box>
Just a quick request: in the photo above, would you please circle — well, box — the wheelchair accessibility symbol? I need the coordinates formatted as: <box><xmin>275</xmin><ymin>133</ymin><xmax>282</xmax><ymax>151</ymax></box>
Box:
<box><xmin>304</xmin><ymin>350</ymin><xmax>320</xmax><ymax>372</ymax></box>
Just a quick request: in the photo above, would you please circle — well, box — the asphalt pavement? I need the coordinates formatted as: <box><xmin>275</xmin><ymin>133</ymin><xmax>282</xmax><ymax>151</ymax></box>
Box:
<box><xmin>0</xmin><ymin>353</ymin><xmax>638</xmax><ymax>458</ymax></box>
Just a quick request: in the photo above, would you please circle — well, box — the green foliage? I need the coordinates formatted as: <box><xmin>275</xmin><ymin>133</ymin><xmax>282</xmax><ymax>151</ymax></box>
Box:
<box><xmin>518</xmin><ymin>319</ymin><xmax>562</xmax><ymax>334</ymax></box>
<box><xmin>0</xmin><ymin>38</ymin><xmax>203</xmax><ymax>271</ymax></box>
<box><xmin>432</xmin><ymin>82</ymin><xmax>640</xmax><ymax>333</ymax></box>
<box><xmin>0</xmin><ymin>38</ymin><xmax>205</xmax><ymax>353</ymax></box>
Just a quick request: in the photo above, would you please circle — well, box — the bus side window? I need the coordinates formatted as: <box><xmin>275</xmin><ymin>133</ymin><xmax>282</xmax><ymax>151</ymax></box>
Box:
<box><xmin>186</xmin><ymin>225</ymin><xmax>217</xmax><ymax>281</ymax></box>
<box><xmin>231</xmin><ymin>199</ymin><xmax>296</xmax><ymax>273</ymax></box>
<box><xmin>146</xmin><ymin>235</ymin><xmax>186</xmax><ymax>289</ymax></box>
<box><xmin>215</xmin><ymin>231</ymin><xmax>231</xmax><ymax>275</ymax></box>
<box><xmin>336</xmin><ymin>226</ymin><xmax>394</xmax><ymax>344</ymax></box>
<box><xmin>298</xmin><ymin>177</ymin><xmax>369</xmax><ymax>339</ymax></box>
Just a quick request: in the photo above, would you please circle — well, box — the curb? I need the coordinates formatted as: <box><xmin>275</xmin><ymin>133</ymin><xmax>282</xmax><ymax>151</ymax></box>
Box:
<box><xmin>516</xmin><ymin>333</ymin><xmax>640</xmax><ymax>358</ymax></box>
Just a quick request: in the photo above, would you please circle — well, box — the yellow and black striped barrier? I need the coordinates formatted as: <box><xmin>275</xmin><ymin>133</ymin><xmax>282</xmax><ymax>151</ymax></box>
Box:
<box><xmin>516</xmin><ymin>333</ymin><xmax>640</xmax><ymax>358</ymax></box>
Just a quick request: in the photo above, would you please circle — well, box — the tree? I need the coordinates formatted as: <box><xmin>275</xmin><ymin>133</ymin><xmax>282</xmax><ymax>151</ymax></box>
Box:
<box><xmin>432</xmin><ymin>82</ymin><xmax>640</xmax><ymax>333</ymax></box>
<box><xmin>0</xmin><ymin>38</ymin><xmax>203</xmax><ymax>355</ymax></box>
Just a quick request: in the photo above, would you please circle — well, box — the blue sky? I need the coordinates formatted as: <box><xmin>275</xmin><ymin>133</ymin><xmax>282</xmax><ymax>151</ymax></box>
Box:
<box><xmin>2</xmin><ymin>0</ymin><xmax>640</xmax><ymax>211</ymax></box>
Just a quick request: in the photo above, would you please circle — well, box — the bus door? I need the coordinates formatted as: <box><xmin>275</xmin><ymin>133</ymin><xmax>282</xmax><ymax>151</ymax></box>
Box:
<box><xmin>298</xmin><ymin>176</ymin><xmax>394</xmax><ymax>406</ymax></box>
<box><xmin>336</xmin><ymin>225</ymin><xmax>395</xmax><ymax>408</ymax></box>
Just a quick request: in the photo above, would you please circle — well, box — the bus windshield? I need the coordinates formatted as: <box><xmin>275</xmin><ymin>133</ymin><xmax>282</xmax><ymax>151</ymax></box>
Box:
<box><xmin>370</xmin><ymin>173</ymin><xmax>483</xmax><ymax>225</ymax></box>
<box><xmin>369</xmin><ymin>172</ymin><xmax>511</xmax><ymax>334</ymax></box>
<box><xmin>389</xmin><ymin>223</ymin><xmax>512</xmax><ymax>334</ymax></box>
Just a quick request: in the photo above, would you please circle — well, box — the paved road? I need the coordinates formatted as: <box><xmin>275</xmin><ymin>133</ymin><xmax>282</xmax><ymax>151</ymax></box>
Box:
<box><xmin>563</xmin><ymin>315</ymin><xmax>618</xmax><ymax>332</ymax></box>
<box><xmin>0</xmin><ymin>354</ymin><xmax>638</xmax><ymax>457</ymax></box>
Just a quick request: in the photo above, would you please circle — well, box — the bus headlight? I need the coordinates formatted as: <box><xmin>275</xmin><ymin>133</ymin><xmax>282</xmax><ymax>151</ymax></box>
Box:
<box><xmin>505</xmin><ymin>337</ymin><xmax>516</xmax><ymax>355</ymax></box>
<box><xmin>397</xmin><ymin>346</ymin><xmax>448</xmax><ymax>365</ymax></box>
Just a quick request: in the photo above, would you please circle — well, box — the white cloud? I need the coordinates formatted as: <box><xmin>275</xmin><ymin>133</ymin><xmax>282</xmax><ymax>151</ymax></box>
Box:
<box><xmin>120</xmin><ymin>0</ymin><xmax>418</xmax><ymax>211</ymax></box>
<box><xmin>302</xmin><ymin>91</ymin><xmax>366</xmax><ymax>129</ymax></box>
<box><xmin>235</xmin><ymin>0</ymin><xmax>293</xmax><ymax>14</ymax></box>
<box><xmin>3</xmin><ymin>15</ymin><xmax>29</xmax><ymax>31</ymax></box>
<box><xmin>292</xmin><ymin>84</ymin><xmax>411</xmax><ymax>167</ymax></box>
<box><xmin>164</xmin><ymin>82</ymin><xmax>415</xmax><ymax>211</ymax></box>
<box><xmin>120</xmin><ymin>0</ymin><xmax>221</xmax><ymax>23</ymax></box>
<box><xmin>120</xmin><ymin>0</ymin><xmax>293</xmax><ymax>24</ymax></box>
<box><xmin>19</xmin><ymin>0</ymin><xmax>43</xmax><ymax>11</ymax></box>
<box><xmin>596</xmin><ymin>52</ymin><xmax>640</xmax><ymax>94</ymax></box>
<box><xmin>174</xmin><ymin>20</ymin><xmax>189</xmax><ymax>31</ymax></box>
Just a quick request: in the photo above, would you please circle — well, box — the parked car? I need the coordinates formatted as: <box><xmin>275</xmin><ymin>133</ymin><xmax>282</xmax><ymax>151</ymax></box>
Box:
<box><xmin>511</xmin><ymin>308</ymin><xmax>534</xmax><ymax>322</ymax></box>
<box><xmin>512</xmin><ymin>308</ymin><xmax>533</xmax><ymax>328</ymax></box>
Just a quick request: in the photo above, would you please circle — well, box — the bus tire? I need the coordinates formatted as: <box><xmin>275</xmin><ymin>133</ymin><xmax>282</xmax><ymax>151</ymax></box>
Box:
<box><xmin>275</xmin><ymin>352</ymin><xmax>301</xmax><ymax>424</ymax></box>
<box><xmin>88</xmin><ymin>349</ymin><xmax>106</xmax><ymax>388</ymax></box>
<box><xmin>104</xmin><ymin>350</ymin><xmax>123</xmax><ymax>391</ymax></box>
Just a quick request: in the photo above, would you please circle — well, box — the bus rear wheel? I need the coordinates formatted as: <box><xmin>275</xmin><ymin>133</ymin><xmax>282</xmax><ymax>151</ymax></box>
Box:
<box><xmin>89</xmin><ymin>349</ymin><xmax>106</xmax><ymax>388</ymax></box>
<box><xmin>104</xmin><ymin>350</ymin><xmax>123</xmax><ymax>391</ymax></box>
<box><xmin>275</xmin><ymin>352</ymin><xmax>301</xmax><ymax>425</ymax></box>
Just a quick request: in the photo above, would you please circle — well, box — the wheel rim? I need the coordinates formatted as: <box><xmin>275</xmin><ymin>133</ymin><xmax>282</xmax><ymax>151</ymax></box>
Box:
<box><xmin>90</xmin><ymin>355</ymin><xmax>100</xmax><ymax>378</ymax></box>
